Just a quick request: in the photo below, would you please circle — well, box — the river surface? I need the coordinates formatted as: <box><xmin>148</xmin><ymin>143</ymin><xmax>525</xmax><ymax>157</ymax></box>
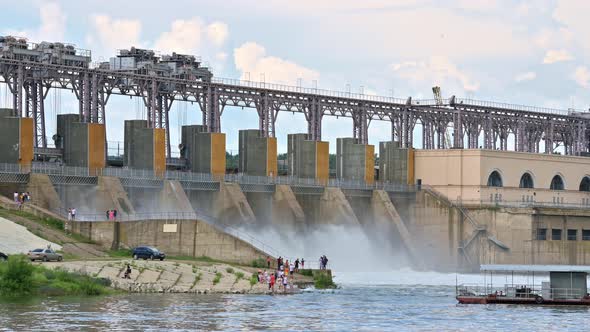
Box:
<box><xmin>1</xmin><ymin>270</ymin><xmax>589</xmax><ymax>331</ymax></box>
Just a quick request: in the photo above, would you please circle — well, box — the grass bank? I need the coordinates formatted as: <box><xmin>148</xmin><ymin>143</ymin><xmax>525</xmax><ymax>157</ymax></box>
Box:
<box><xmin>0</xmin><ymin>255</ymin><xmax>111</xmax><ymax>297</ymax></box>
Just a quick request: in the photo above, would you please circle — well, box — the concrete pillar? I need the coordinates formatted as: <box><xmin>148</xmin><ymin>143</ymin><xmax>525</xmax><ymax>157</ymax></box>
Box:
<box><xmin>336</xmin><ymin>138</ymin><xmax>375</xmax><ymax>184</ymax></box>
<box><xmin>0</xmin><ymin>109</ymin><xmax>33</xmax><ymax>169</ymax></box>
<box><xmin>124</xmin><ymin>120</ymin><xmax>166</xmax><ymax>175</ymax></box>
<box><xmin>379</xmin><ymin>141</ymin><xmax>414</xmax><ymax>184</ymax></box>
<box><xmin>182</xmin><ymin>125</ymin><xmax>226</xmax><ymax>177</ymax></box>
<box><xmin>239</xmin><ymin>129</ymin><xmax>277</xmax><ymax>177</ymax></box>
<box><xmin>287</xmin><ymin>133</ymin><xmax>329</xmax><ymax>183</ymax></box>
<box><xmin>57</xmin><ymin>114</ymin><xmax>106</xmax><ymax>175</ymax></box>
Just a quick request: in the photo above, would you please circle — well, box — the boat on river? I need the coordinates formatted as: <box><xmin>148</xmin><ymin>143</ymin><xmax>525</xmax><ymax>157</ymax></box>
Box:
<box><xmin>456</xmin><ymin>264</ymin><xmax>590</xmax><ymax>305</ymax></box>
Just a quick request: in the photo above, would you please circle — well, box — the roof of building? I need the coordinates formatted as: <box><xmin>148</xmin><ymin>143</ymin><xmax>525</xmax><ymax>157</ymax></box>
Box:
<box><xmin>481</xmin><ymin>264</ymin><xmax>590</xmax><ymax>273</ymax></box>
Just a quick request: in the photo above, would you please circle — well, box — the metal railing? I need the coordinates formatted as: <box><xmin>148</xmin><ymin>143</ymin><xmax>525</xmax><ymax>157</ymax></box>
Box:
<box><xmin>457</xmin><ymin>283</ymin><xmax>587</xmax><ymax>300</ymax></box>
<box><xmin>454</xmin><ymin>98</ymin><xmax>588</xmax><ymax>117</ymax></box>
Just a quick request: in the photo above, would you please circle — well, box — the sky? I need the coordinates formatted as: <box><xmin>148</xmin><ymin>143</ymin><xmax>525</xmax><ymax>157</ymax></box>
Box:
<box><xmin>1</xmin><ymin>0</ymin><xmax>589</xmax><ymax>153</ymax></box>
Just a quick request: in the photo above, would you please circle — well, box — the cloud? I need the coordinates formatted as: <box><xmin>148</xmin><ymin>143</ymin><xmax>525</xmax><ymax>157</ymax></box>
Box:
<box><xmin>553</xmin><ymin>1</ymin><xmax>590</xmax><ymax>53</ymax></box>
<box><xmin>390</xmin><ymin>56</ymin><xmax>479</xmax><ymax>92</ymax></box>
<box><xmin>154</xmin><ymin>18</ymin><xmax>203</xmax><ymax>54</ymax></box>
<box><xmin>514</xmin><ymin>71</ymin><xmax>536</xmax><ymax>82</ymax></box>
<box><xmin>206</xmin><ymin>22</ymin><xmax>229</xmax><ymax>46</ymax></box>
<box><xmin>573</xmin><ymin>66</ymin><xmax>590</xmax><ymax>88</ymax></box>
<box><xmin>3</xmin><ymin>2</ymin><xmax>66</xmax><ymax>42</ymax></box>
<box><xmin>455</xmin><ymin>0</ymin><xmax>498</xmax><ymax>12</ymax></box>
<box><xmin>234</xmin><ymin>42</ymin><xmax>319</xmax><ymax>85</ymax></box>
<box><xmin>86</xmin><ymin>15</ymin><xmax>142</xmax><ymax>60</ymax></box>
<box><xmin>542</xmin><ymin>49</ymin><xmax>573</xmax><ymax>64</ymax></box>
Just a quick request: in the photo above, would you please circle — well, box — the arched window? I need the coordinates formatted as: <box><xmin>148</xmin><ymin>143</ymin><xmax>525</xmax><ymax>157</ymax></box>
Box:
<box><xmin>580</xmin><ymin>177</ymin><xmax>590</xmax><ymax>192</ymax></box>
<box><xmin>519</xmin><ymin>173</ymin><xmax>534</xmax><ymax>189</ymax></box>
<box><xmin>487</xmin><ymin>171</ymin><xmax>503</xmax><ymax>187</ymax></box>
<box><xmin>550</xmin><ymin>175</ymin><xmax>564</xmax><ymax>190</ymax></box>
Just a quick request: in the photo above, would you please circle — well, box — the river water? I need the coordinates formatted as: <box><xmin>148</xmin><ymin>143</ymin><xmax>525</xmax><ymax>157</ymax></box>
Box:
<box><xmin>1</xmin><ymin>270</ymin><xmax>589</xmax><ymax>331</ymax></box>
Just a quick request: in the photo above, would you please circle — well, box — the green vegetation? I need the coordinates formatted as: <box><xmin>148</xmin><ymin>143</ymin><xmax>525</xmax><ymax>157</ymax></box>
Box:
<box><xmin>225</xmin><ymin>267</ymin><xmax>234</xmax><ymax>274</ymax></box>
<box><xmin>108</xmin><ymin>249</ymin><xmax>133</xmax><ymax>258</ymax></box>
<box><xmin>213</xmin><ymin>272</ymin><xmax>223</xmax><ymax>285</ymax></box>
<box><xmin>313</xmin><ymin>272</ymin><xmax>336</xmax><ymax>289</ymax></box>
<box><xmin>250</xmin><ymin>258</ymin><xmax>266</xmax><ymax>268</ymax></box>
<box><xmin>299</xmin><ymin>269</ymin><xmax>313</xmax><ymax>277</ymax></box>
<box><xmin>192</xmin><ymin>272</ymin><xmax>202</xmax><ymax>289</ymax></box>
<box><xmin>0</xmin><ymin>255</ymin><xmax>110</xmax><ymax>297</ymax></box>
<box><xmin>249</xmin><ymin>274</ymin><xmax>258</xmax><ymax>286</ymax></box>
<box><xmin>234</xmin><ymin>271</ymin><xmax>244</xmax><ymax>283</ymax></box>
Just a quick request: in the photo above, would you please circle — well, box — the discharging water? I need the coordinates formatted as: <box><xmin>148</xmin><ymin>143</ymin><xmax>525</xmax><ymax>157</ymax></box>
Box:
<box><xmin>1</xmin><ymin>270</ymin><xmax>589</xmax><ymax>331</ymax></box>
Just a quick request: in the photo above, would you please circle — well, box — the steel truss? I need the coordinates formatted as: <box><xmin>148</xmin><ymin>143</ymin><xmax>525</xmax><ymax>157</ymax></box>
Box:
<box><xmin>1</xmin><ymin>58</ymin><xmax>589</xmax><ymax>155</ymax></box>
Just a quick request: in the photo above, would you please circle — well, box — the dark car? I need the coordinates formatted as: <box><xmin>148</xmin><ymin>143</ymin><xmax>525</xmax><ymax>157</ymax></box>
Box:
<box><xmin>0</xmin><ymin>252</ymin><xmax>7</xmax><ymax>261</ymax></box>
<box><xmin>132</xmin><ymin>246</ymin><xmax>165</xmax><ymax>261</ymax></box>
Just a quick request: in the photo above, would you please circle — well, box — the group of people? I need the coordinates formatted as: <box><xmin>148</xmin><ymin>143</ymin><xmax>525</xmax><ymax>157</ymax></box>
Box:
<box><xmin>67</xmin><ymin>208</ymin><xmax>77</xmax><ymax>221</ymax></box>
<box><xmin>319</xmin><ymin>255</ymin><xmax>329</xmax><ymax>270</ymax></box>
<box><xmin>13</xmin><ymin>191</ymin><xmax>31</xmax><ymax>208</ymax></box>
<box><xmin>255</xmin><ymin>256</ymin><xmax>307</xmax><ymax>293</ymax></box>
<box><xmin>106</xmin><ymin>209</ymin><xmax>118</xmax><ymax>221</ymax></box>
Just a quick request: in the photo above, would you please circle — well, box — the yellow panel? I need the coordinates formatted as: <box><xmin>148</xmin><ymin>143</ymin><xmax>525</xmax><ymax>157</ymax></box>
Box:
<box><xmin>407</xmin><ymin>147</ymin><xmax>415</xmax><ymax>185</ymax></box>
<box><xmin>365</xmin><ymin>145</ymin><xmax>375</xmax><ymax>185</ymax></box>
<box><xmin>266</xmin><ymin>137</ymin><xmax>278</xmax><ymax>177</ymax></box>
<box><xmin>153</xmin><ymin>128</ymin><xmax>166</xmax><ymax>177</ymax></box>
<box><xmin>19</xmin><ymin>118</ymin><xmax>34</xmax><ymax>169</ymax></box>
<box><xmin>87</xmin><ymin>123</ymin><xmax>106</xmax><ymax>176</ymax></box>
<box><xmin>315</xmin><ymin>141</ymin><xmax>329</xmax><ymax>184</ymax></box>
<box><xmin>210</xmin><ymin>133</ymin><xmax>226</xmax><ymax>178</ymax></box>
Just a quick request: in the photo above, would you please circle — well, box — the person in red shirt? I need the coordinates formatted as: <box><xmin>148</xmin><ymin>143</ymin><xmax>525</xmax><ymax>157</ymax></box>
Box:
<box><xmin>270</xmin><ymin>273</ymin><xmax>276</xmax><ymax>292</ymax></box>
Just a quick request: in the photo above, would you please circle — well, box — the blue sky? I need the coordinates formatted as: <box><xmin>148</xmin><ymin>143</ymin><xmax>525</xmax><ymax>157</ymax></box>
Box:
<box><xmin>1</xmin><ymin>0</ymin><xmax>589</xmax><ymax>153</ymax></box>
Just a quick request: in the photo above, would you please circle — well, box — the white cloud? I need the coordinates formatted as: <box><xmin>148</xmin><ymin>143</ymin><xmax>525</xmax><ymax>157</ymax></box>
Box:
<box><xmin>390</xmin><ymin>56</ymin><xmax>479</xmax><ymax>92</ymax></box>
<box><xmin>216</xmin><ymin>52</ymin><xmax>228</xmax><ymax>61</ymax></box>
<box><xmin>455</xmin><ymin>0</ymin><xmax>498</xmax><ymax>12</ymax></box>
<box><xmin>553</xmin><ymin>1</ymin><xmax>590</xmax><ymax>53</ymax></box>
<box><xmin>514</xmin><ymin>71</ymin><xmax>536</xmax><ymax>82</ymax></box>
<box><xmin>206</xmin><ymin>22</ymin><xmax>229</xmax><ymax>46</ymax></box>
<box><xmin>3</xmin><ymin>2</ymin><xmax>66</xmax><ymax>42</ymax></box>
<box><xmin>234</xmin><ymin>42</ymin><xmax>319</xmax><ymax>85</ymax></box>
<box><xmin>154</xmin><ymin>18</ymin><xmax>203</xmax><ymax>54</ymax></box>
<box><xmin>86</xmin><ymin>15</ymin><xmax>142</xmax><ymax>59</ymax></box>
<box><xmin>542</xmin><ymin>49</ymin><xmax>573</xmax><ymax>64</ymax></box>
<box><xmin>573</xmin><ymin>66</ymin><xmax>590</xmax><ymax>88</ymax></box>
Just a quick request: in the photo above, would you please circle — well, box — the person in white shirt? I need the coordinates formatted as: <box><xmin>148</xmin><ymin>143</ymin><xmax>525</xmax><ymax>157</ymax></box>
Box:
<box><xmin>71</xmin><ymin>208</ymin><xmax>76</xmax><ymax>221</ymax></box>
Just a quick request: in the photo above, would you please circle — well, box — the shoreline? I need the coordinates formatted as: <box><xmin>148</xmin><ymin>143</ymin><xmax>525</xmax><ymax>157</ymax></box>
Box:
<box><xmin>45</xmin><ymin>259</ymin><xmax>316</xmax><ymax>295</ymax></box>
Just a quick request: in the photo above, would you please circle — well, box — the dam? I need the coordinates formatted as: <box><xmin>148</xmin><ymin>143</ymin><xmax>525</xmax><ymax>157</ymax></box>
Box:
<box><xmin>1</xmin><ymin>36</ymin><xmax>590</xmax><ymax>272</ymax></box>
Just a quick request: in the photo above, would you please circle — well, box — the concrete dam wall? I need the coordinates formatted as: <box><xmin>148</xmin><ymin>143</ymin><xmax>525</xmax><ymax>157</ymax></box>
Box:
<box><xmin>7</xmin><ymin>172</ymin><xmax>590</xmax><ymax>272</ymax></box>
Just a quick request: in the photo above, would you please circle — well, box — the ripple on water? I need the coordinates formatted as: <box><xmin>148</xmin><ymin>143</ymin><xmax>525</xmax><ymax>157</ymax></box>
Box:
<box><xmin>1</xmin><ymin>285</ymin><xmax>590</xmax><ymax>331</ymax></box>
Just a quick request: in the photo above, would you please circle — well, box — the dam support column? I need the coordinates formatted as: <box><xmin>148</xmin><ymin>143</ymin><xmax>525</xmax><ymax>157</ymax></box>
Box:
<box><xmin>379</xmin><ymin>141</ymin><xmax>414</xmax><ymax>184</ymax></box>
<box><xmin>57</xmin><ymin>114</ymin><xmax>106</xmax><ymax>175</ymax></box>
<box><xmin>271</xmin><ymin>184</ymin><xmax>306</xmax><ymax>230</ymax></box>
<box><xmin>181</xmin><ymin>125</ymin><xmax>226</xmax><ymax>178</ymax></box>
<box><xmin>124</xmin><ymin>120</ymin><xmax>166</xmax><ymax>176</ymax></box>
<box><xmin>336</xmin><ymin>138</ymin><xmax>375</xmax><ymax>184</ymax></box>
<box><xmin>287</xmin><ymin>134</ymin><xmax>329</xmax><ymax>185</ymax></box>
<box><xmin>0</xmin><ymin>109</ymin><xmax>33</xmax><ymax>171</ymax></box>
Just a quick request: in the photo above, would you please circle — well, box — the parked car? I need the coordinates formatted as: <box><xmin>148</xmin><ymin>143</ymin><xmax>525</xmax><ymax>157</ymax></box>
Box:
<box><xmin>0</xmin><ymin>252</ymin><xmax>7</xmax><ymax>261</ymax></box>
<box><xmin>28</xmin><ymin>248</ymin><xmax>63</xmax><ymax>262</ymax></box>
<box><xmin>132</xmin><ymin>246</ymin><xmax>166</xmax><ymax>261</ymax></box>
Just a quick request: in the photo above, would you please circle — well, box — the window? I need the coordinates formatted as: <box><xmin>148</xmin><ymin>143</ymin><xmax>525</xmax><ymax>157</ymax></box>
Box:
<box><xmin>519</xmin><ymin>173</ymin><xmax>534</xmax><ymax>188</ymax></box>
<box><xmin>582</xmin><ymin>230</ymin><xmax>590</xmax><ymax>241</ymax></box>
<box><xmin>552</xmin><ymin>229</ymin><xmax>562</xmax><ymax>241</ymax></box>
<box><xmin>580</xmin><ymin>177</ymin><xmax>590</xmax><ymax>192</ymax></box>
<box><xmin>536</xmin><ymin>228</ymin><xmax>547</xmax><ymax>240</ymax></box>
<box><xmin>487</xmin><ymin>171</ymin><xmax>503</xmax><ymax>187</ymax></box>
<box><xmin>567</xmin><ymin>229</ymin><xmax>578</xmax><ymax>241</ymax></box>
<box><xmin>550</xmin><ymin>175</ymin><xmax>565</xmax><ymax>190</ymax></box>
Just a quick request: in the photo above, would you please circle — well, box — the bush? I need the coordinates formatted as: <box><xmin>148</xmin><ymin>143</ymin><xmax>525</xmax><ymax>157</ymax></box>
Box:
<box><xmin>299</xmin><ymin>269</ymin><xmax>313</xmax><ymax>277</ymax></box>
<box><xmin>234</xmin><ymin>272</ymin><xmax>244</xmax><ymax>283</ymax></box>
<box><xmin>0</xmin><ymin>255</ymin><xmax>35</xmax><ymax>295</ymax></box>
<box><xmin>251</xmin><ymin>258</ymin><xmax>266</xmax><ymax>268</ymax></box>
<box><xmin>213</xmin><ymin>272</ymin><xmax>222</xmax><ymax>285</ymax></box>
<box><xmin>226</xmin><ymin>267</ymin><xmax>234</xmax><ymax>274</ymax></box>
<box><xmin>249</xmin><ymin>274</ymin><xmax>258</xmax><ymax>286</ymax></box>
<box><xmin>314</xmin><ymin>273</ymin><xmax>336</xmax><ymax>289</ymax></box>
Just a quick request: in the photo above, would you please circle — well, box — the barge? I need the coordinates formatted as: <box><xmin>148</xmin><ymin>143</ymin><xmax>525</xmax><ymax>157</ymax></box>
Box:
<box><xmin>456</xmin><ymin>264</ymin><xmax>590</xmax><ymax>305</ymax></box>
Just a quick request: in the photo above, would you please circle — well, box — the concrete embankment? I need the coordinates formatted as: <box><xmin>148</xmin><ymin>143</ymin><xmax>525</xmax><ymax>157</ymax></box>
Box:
<box><xmin>47</xmin><ymin>260</ymin><xmax>313</xmax><ymax>294</ymax></box>
<box><xmin>0</xmin><ymin>216</ymin><xmax>61</xmax><ymax>254</ymax></box>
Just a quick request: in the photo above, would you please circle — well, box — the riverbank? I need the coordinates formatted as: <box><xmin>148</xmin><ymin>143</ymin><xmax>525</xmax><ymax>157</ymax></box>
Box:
<box><xmin>0</xmin><ymin>256</ymin><xmax>111</xmax><ymax>297</ymax></box>
<box><xmin>44</xmin><ymin>259</ymin><xmax>317</xmax><ymax>294</ymax></box>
